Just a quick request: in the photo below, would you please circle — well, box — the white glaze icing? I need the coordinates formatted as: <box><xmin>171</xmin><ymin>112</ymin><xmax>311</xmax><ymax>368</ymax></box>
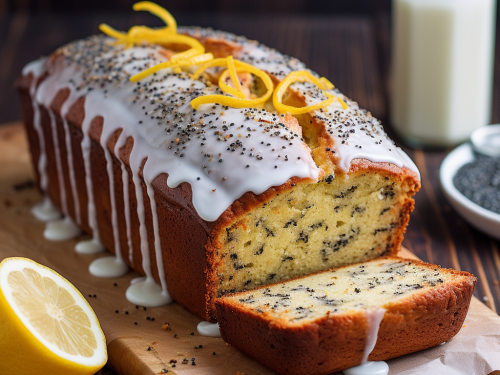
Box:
<box><xmin>48</xmin><ymin>110</ymin><xmax>68</xmax><ymax>216</ymax></box>
<box><xmin>89</xmin><ymin>256</ymin><xmax>129</xmax><ymax>278</ymax></box>
<box><xmin>121</xmin><ymin>162</ymin><xmax>134</xmax><ymax>264</ymax></box>
<box><xmin>31</xmin><ymin>197</ymin><xmax>61</xmax><ymax>221</ymax></box>
<box><xmin>80</xmin><ymin>112</ymin><xmax>102</xmax><ymax>247</ymax></box>
<box><xmin>197</xmin><ymin>321</ymin><xmax>221</xmax><ymax>337</ymax></box>
<box><xmin>362</xmin><ymin>308</ymin><xmax>386</xmax><ymax>363</ymax></box>
<box><xmin>43</xmin><ymin>217</ymin><xmax>80</xmax><ymax>241</ymax></box>
<box><xmin>130</xmin><ymin>276</ymin><xmax>146</xmax><ymax>284</ymax></box>
<box><xmin>114</xmin><ymin>132</ymin><xmax>134</xmax><ymax>264</ymax></box>
<box><xmin>343</xmin><ymin>361</ymin><xmax>389</xmax><ymax>375</ymax></box>
<box><xmin>60</xmin><ymin>102</ymin><xmax>81</xmax><ymax>225</ymax></box>
<box><xmin>143</xmin><ymin>162</ymin><xmax>168</xmax><ymax>295</ymax></box>
<box><xmin>34</xmin><ymin>57</ymin><xmax>105</xmax><ymax>254</ymax></box>
<box><xmin>128</xmin><ymin>141</ymin><xmax>154</xmax><ymax>291</ymax></box>
<box><xmin>343</xmin><ymin>308</ymin><xmax>388</xmax><ymax>375</ymax></box>
<box><xmin>75</xmin><ymin>239</ymin><xmax>105</xmax><ymax>254</ymax></box>
<box><xmin>22</xmin><ymin>58</ymin><xmax>46</xmax><ymax>78</ymax></box>
<box><xmin>24</xmin><ymin>59</ymin><xmax>54</xmax><ymax>221</ymax></box>
<box><xmin>125</xmin><ymin>277</ymin><xmax>172</xmax><ymax>307</ymax></box>
<box><xmin>99</xmin><ymin>118</ymin><xmax>129</xmax><ymax>274</ymax></box>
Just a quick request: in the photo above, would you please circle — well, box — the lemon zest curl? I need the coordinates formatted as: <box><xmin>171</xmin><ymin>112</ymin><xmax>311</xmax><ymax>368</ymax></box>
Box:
<box><xmin>129</xmin><ymin>53</ymin><xmax>214</xmax><ymax>82</ymax></box>
<box><xmin>273</xmin><ymin>71</ymin><xmax>348</xmax><ymax>114</ymax></box>
<box><xmin>191</xmin><ymin>58</ymin><xmax>274</xmax><ymax>110</ymax></box>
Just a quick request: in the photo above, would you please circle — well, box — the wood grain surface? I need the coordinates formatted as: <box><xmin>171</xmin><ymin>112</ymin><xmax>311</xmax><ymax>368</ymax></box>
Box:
<box><xmin>1</xmin><ymin>10</ymin><xmax>500</xmax><ymax>375</ymax></box>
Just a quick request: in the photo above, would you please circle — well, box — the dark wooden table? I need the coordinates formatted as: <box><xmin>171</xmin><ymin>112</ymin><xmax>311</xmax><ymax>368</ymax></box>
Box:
<box><xmin>1</xmin><ymin>9</ymin><xmax>500</xmax><ymax>375</ymax></box>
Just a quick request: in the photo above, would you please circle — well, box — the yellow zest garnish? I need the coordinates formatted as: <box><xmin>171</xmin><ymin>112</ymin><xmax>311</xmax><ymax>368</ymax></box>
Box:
<box><xmin>130</xmin><ymin>53</ymin><xmax>214</xmax><ymax>82</ymax></box>
<box><xmin>336</xmin><ymin>97</ymin><xmax>348</xmax><ymax>110</ymax></box>
<box><xmin>218</xmin><ymin>69</ymin><xmax>245</xmax><ymax>99</ymax></box>
<box><xmin>99</xmin><ymin>24</ymin><xmax>127</xmax><ymax>40</ymax></box>
<box><xmin>273</xmin><ymin>71</ymin><xmax>347</xmax><ymax>114</ymax></box>
<box><xmin>319</xmin><ymin>76</ymin><xmax>348</xmax><ymax>109</ymax></box>
<box><xmin>171</xmin><ymin>45</ymin><xmax>204</xmax><ymax>60</ymax></box>
<box><xmin>320</xmin><ymin>76</ymin><xmax>335</xmax><ymax>90</ymax></box>
<box><xmin>100</xmin><ymin>2</ymin><xmax>209</xmax><ymax>81</ymax></box>
<box><xmin>99</xmin><ymin>2</ymin><xmax>345</xmax><ymax>113</ymax></box>
<box><xmin>165</xmin><ymin>34</ymin><xmax>205</xmax><ymax>60</ymax></box>
<box><xmin>191</xmin><ymin>58</ymin><xmax>233</xmax><ymax>80</ymax></box>
<box><xmin>215</xmin><ymin>56</ymin><xmax>246</xmax><ymax>99</ymax></box>
<box><xmin>222</xmin><ymin>56</ymin><xmax>245</xmax><ymax>98</ymax></box>
<box><xmin>191</xmin><ymin>61</ymin><xmax>274</xmax><ymax>110</ymax></box>
<box><xmin>132</xmin><ymin>1</ymin><xmax>177</xmax><ymax>34</ymax></box>
<box><xmin>127</xmin><ymin>25</ymin><xmax>169</xmax><ymax>41</ymax></box>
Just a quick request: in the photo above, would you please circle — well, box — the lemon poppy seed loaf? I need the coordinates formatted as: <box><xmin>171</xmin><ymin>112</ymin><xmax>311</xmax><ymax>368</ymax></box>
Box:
<box><xmin>216</xmin><ymin>257</ymin><xmax>476</xmax><ymax>375</ymax></box>
<box><xmin>16</xmin><ymin>26</ymin><xmax>420</xmax><ymax>321</ymax></box>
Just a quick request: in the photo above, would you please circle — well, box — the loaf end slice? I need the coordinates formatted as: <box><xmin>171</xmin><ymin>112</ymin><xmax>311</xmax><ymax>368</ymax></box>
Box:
<box><xmin>216</xmin><ymin>257</ymin><xmax>476</xmax><ymax>375</ymax></box>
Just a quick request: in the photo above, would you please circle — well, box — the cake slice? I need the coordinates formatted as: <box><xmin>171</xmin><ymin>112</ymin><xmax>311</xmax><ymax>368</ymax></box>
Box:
<box><xmin>216</xmin><ymin>257</ymin><xmax>476</xmax><ymax>375</ymax></box>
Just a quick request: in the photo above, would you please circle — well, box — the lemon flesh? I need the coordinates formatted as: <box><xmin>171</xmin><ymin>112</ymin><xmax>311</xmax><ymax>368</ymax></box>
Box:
<box><xmin>0</xmin><ymin>257</ymin><xmax>107</xmax><ymax>375</ymax></box>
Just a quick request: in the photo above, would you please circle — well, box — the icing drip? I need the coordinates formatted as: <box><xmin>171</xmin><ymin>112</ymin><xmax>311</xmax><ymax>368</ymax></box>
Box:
<box><xmin>127</xmin><ymin>144</ymin><xmax>155</xmax><ymax>293</ymax></box>
<box><xmin>89</xmin><ymin>256</ymin><xmax>129</xmax><ymax>278</ymax></box>
<box><xmin>48</xmin><ymin>110</ymin><xmax>68</xmax><ymax>216</ymax></box>
<box><xmin>31</xmin><ymin>55</ymin><xmax>104</xmax><ymax>253</ymax></box>
<box><xmin>130</xmin><ymin>276</ymin><xmax>146</xmax><ymax>285</ymax></box>
<box><xmin>121</xmin><ymin>162</ymin><xmax>134</xmax><ymax>264</ymax></box>
<box><xmin>343</xmin><ymin>362</ymin><xmax>389</xmax><ymax>375</ymax></box>
<box><xmin>43</xmin><ymin>217</ymin><xmax>80</xmax><ymax>241</ymax></box>
<box><xmin>362</xmin><ymin>308</ymin><xmax>385</xmax><ymax>363</ymax></box>
<box><xmin>114</xmin><ymin>133</ymin><xmax>134</xmax><ymax>264</ymax></box>
<box><xmin>60</xmin><ymin>104</ymin><xmax>81</xmax><ymax>225</ymax></box>
<box><xmin>125</xmin><ymin>277</ymin><xmax>172</xmax><ymax>307</ymax></box>
<box><xmin>24</xmin><ymin>59</ymin><xmax>50</xmax><ymax>196</ymax></box>
<box><xmin>124</xmin><ymin>155</ymin><xmax>171</xmax><ymax>306</ymax></box>
<box><xmin>80</xmin><ymin>114</ymin><xmax>102</xmax><ymax>248</ymax></box>
<box><xmin>75</xmin><ymin>239</ymin><xmax>105</xmax><ymax>254</ymax></box>
<box><xmin>31</xmin><ymin>197</ymin><xmax>61</xmax><ymax>222</ymax></box>
<box><xmin>24</xmin><ymin>60</ymin><xmax>63</xmax><ymax>223</ymax></box>
<box><xmin>143</xmin><ymin>162</ymin><xmax>168</xmax><ymax>295</ymax></box>
<box><xmin>343</xmin><ymin>308</ymin><xmax>388</xmax><ymax>375</ymax></box>
<box><xmin>100</xmin><ymin>122</ymin><xmax>129</xmax><ymax>274</ymax></box>
<box><xmin>197</xmin><ymin>321</ymin><xmax>221</xmax><ymax>337</ymax></box>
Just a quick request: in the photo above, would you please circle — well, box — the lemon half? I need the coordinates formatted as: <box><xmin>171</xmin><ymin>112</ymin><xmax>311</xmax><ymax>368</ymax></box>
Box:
<box><xmin>0</xmin><ymin>257</ymin><xmax>107</xmax><ymax>374</ymax></box>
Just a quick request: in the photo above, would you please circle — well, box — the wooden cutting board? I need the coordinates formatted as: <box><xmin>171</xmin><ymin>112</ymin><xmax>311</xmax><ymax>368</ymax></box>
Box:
<box><xmin>1</xmin><ymin>122</ymin><xmax>499</xmax><ymax>375</ymax></box>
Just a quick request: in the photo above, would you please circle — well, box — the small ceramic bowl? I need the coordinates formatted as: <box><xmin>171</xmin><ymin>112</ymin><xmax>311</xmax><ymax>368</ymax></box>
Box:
<box><xmin>440</xmin><ymin>142</ymin><xmax>500</xmax><ymax>240</ymax></box>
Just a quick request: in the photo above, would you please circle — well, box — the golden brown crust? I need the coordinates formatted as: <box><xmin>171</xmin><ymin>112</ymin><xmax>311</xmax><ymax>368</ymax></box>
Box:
<box><xmin>215</xmin><ymin>258</ymin><xmax>476</xmax><ymax>375</ymax></box>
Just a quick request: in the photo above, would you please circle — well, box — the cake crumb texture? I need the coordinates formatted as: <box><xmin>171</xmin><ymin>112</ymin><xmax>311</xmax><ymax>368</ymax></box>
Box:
<box><xmin>216</xmin><ymin>257</ymin><xmax>476</xmax><ymax>375</ymax></box>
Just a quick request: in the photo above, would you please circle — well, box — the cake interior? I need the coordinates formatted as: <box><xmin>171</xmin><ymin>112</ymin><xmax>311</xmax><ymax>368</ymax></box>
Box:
<box><xmin>221</xmin><ymin>258</ymin><xmax>457</xmax><ymax>325</ymax></box>
<box><xmin>215</xmin><ymin>172</ymin><xmax>414</xmax><ymax>297</ymax></box>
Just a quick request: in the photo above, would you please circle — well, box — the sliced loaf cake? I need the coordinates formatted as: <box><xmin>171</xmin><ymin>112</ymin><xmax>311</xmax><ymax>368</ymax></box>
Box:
<box><xmin>216</xmin><ymin>257</ymin><xmax>476</xmax><ymax>375</ymax></box>
<box><xmin>17</xmin><ymin>30</ymin><xmax>419</xmax><ymax>320</ymax></box>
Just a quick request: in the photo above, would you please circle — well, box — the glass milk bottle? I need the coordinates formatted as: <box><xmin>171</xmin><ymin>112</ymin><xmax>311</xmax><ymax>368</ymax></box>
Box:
<box><xmin>390</xmin><ymin>0</ymin><xmax>496</xmax><ymax>147</ymax></box>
